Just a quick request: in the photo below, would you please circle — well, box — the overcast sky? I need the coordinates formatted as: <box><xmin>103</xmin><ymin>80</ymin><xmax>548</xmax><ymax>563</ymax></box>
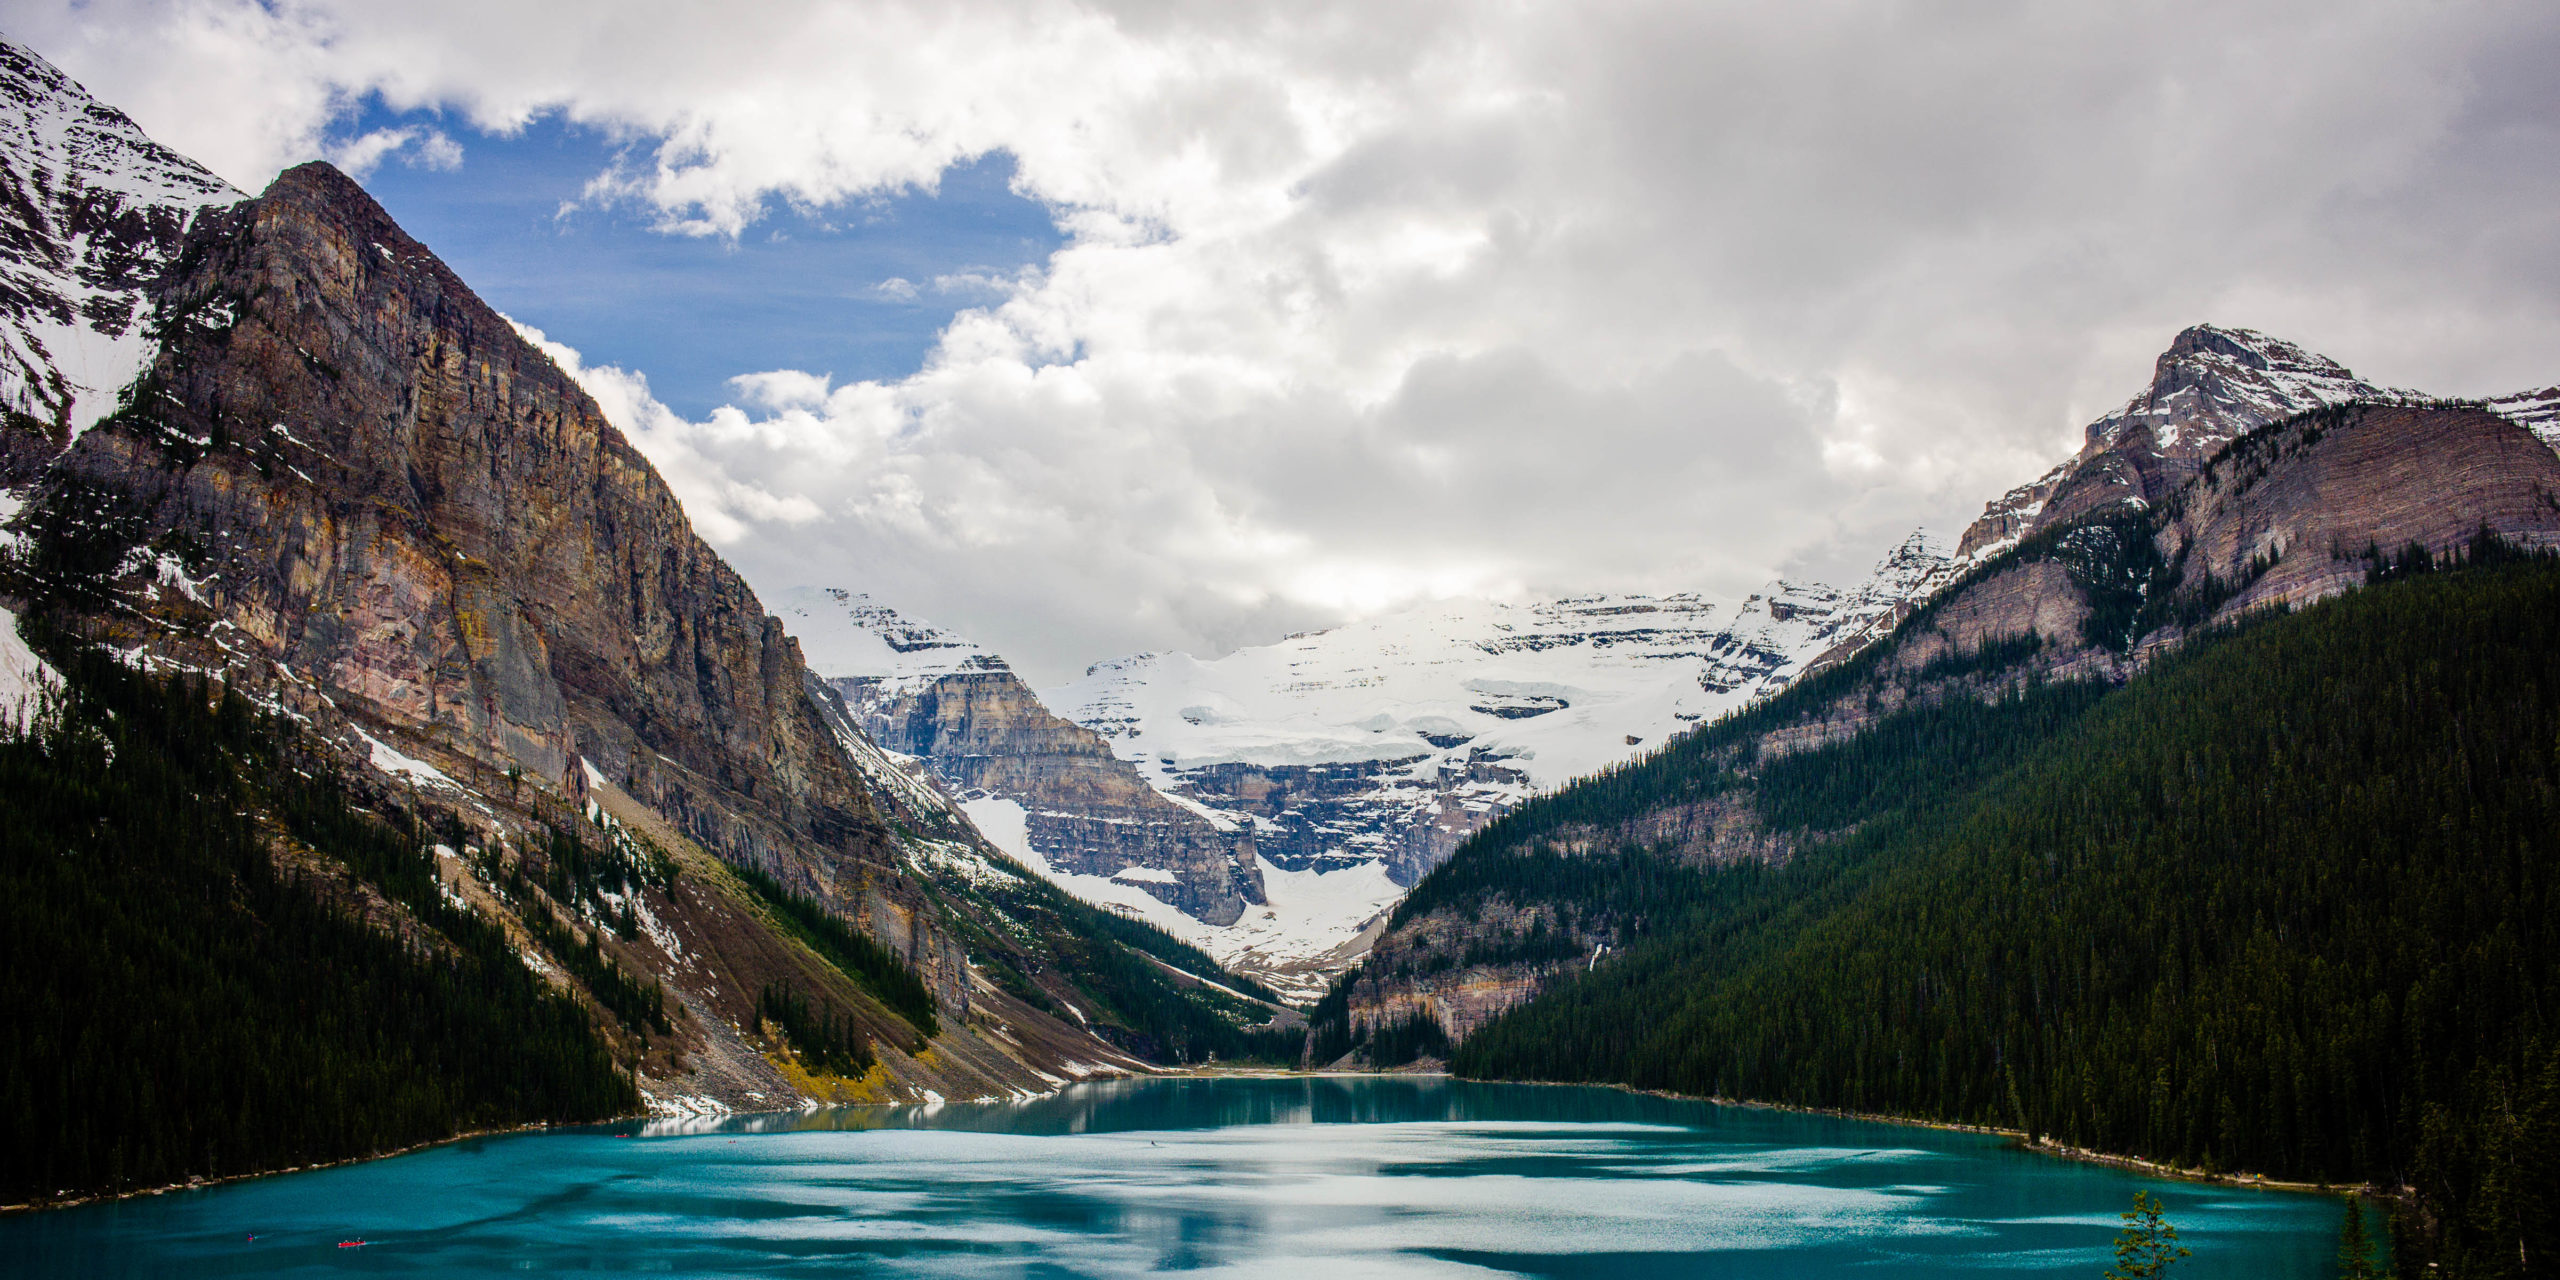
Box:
<box><xmin>18</xmin><ymin>1</ymin><xmax>2560</xmax><ymax>686</ymax></box>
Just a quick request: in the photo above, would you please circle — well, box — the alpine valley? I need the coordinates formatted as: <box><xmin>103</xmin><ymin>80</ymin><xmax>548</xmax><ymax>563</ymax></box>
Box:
<box><xmin>3</xmin><ymin>25</ymin><xmax>2557</xmax><ymax>1278</ymax></box>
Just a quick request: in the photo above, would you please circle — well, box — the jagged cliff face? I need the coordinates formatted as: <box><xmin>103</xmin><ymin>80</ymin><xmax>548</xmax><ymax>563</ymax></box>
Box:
<box><xmin>0</xmin><ymin>41</ymin><xmax>238</xmax><ymax>486</ymax></box>
<box><xmin>775</xmin><ymin>587</ymin><xmax>1265</xmax><ymax>926</ymax></box>
<box><xmin>28</xmin><ymin>163</ymin><xmax>906</xmax><ymax>909</ymax></box>
<box><xmin>0</xmin><ymin>142</ymin><xmax>1207</xmax><ymax>1106</ymax></box>
<box><xmin>852</xmin><ymin>666</ymin><xmax>1269</xmax><ymax>923</ymax></box>
<box><xmin>1341</xmin><ymin>331</ymin><xmax>2560</xmax><ymax>1056</ymax></box>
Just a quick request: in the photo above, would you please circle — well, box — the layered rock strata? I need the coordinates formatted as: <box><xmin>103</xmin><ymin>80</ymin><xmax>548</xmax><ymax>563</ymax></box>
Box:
<box><xmin>775</xmin><ymin>586</ymin><xmax>1267</xmax><ymax>925</ymax></box>
<box><xmin>837</xmin><ymin>661</ymin><xmax>1267</xmax><ymax>925</ymax></box>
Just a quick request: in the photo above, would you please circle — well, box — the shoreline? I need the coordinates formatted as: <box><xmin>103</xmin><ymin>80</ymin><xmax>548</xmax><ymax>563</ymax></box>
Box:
<box><xmin>0</xmin><ymin>1116</ymin><xmax>596</xmax><ymax>1216</ymax></box>
<box><xmin>1583</xmin><ymin>1079</ymin><xmax>2369</xmax><ymax>1198</ymax></box>
<box><xmin>0</xmin><ymin>1057</ymin><xmax>1170</xmax><ymax>1215</ymax></box>
<box><xmin>1163</xmin><ymin>1065</ymin><xmax>2376</xmax><ymax>1198</ymax></box>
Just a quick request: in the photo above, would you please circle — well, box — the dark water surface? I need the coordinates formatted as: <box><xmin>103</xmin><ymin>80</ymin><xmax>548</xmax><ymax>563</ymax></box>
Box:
<box><xmin>6</xmin><ymin>1076</ymin><xmax>2349</xmax><ymax>1277</ymax></box>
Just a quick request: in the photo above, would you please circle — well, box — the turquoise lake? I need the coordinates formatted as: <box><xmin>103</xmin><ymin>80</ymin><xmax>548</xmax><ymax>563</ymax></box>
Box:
<box><xmin>6</xmin><ymin>1076</ymin><xmax>2351</xmax><ymax>1277</ymax></box>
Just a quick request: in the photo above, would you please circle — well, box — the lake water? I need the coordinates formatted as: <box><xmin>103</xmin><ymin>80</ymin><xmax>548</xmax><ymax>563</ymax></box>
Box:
<box><xmin>6</xmin><ymin>1076</ymin><xmax>2351</xmax><ymax>1277</ymax></box>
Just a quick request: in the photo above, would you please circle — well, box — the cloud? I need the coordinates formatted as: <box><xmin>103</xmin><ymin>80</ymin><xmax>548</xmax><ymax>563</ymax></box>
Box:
<box><xmin>16</xmin><ymin>0</ymin><xmax>2560</xmax><ymax>682</ymax></box>
<box><xmin>324</xmin><ymin>124</ymin><xmax>462</xmax><ymax>177</ymax></box>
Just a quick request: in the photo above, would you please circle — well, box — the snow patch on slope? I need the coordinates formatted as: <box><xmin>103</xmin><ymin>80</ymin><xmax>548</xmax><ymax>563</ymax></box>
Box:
<box><xmin>961</xmin><ymin>792</ymin><xmax>1399</xmax><ymax>1000</ymax></box>
<box><xmin>0</xmin><ymin>602</ymin><xmax>62</xmax><ymax>728</ymax></box>
<box><xmin>2489</xmin><ymin>386</ymin><xmax>2560</xmax><ymax>453</ymax></box>
<box><xmin>355</xmin><ymin>727</ymin><xmax>460</xmax><ymax>790</ymax></box>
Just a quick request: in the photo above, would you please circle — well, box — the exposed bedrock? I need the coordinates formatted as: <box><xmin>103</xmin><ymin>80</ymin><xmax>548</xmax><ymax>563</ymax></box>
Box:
<box><xmin>835</xmin><ymin>665</ymin><xmax>1266</xmax><ymax>924</ymax></box>
<box><xmin>16</xmin><ymin>161</ymin><xmax>979</xmax><ymax>1013</ymax></box>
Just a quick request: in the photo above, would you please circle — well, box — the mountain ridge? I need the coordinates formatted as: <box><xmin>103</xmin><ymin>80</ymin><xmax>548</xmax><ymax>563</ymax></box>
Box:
<box><xmin>1328</xmin><ymin>327</ymin><xmax>2560</xmax><ymax>1056</ymax></box>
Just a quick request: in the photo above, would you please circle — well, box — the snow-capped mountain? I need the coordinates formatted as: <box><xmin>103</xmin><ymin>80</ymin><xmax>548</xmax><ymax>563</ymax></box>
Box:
<box><xmin>0</xmin><ymin>40</ymin><xmax>239</xmax><ymax>478</ymax></box>
<box><xmin>778</xmin><ymin>585</ymin><xmax>1001</xmax><ymax>687</ymax></box>
<box><xmin>1054</xmin><ymin>539</ymin><xmax>1953</xmax><ymax>870</ymax></box>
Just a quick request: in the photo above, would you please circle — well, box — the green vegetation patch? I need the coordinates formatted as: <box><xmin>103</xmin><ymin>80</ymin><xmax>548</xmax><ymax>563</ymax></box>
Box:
<box><xmin>729</xmin><ymin>860</ymin><xmax>942</xmax><ymax>1041</ymax></box>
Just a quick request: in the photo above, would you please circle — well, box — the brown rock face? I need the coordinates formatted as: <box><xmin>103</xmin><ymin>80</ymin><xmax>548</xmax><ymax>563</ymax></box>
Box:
<box><xmin>1341</xmin><ymin>899</ymin><xmax>1587</xmax><ymax>1050</ymax></box>
<box><xmin>836</xmin><ymin>664</ymin><xmax>1266</xmax><ymax>924</ymax></box>
<box><xmin>21</xmin><ymin>162</ymin><xmax>970</xmax><ymax>1005</ymax></box>
<box><xmin>2158</xmin><ymin>402</ymin><xmax>2560</xmax><ymax>623</ymax></box>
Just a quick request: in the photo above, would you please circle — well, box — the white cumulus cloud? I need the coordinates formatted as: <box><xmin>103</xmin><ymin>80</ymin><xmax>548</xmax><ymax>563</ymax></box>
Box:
<box><xmin>17</xmin><ymin>0</ymin><xmax>2560</xmax><ymax>681</ymax></box>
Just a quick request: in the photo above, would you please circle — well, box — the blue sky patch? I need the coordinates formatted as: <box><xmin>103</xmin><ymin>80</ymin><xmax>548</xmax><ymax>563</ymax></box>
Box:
<box><xmin>336</xmin><ymin>101</ymin><xmax>1064</xmax><ymax>419</ymax></box>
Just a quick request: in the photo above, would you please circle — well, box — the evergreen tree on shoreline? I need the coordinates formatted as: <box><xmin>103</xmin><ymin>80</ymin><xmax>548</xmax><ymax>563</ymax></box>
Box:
<box><xmin>2106</xmin><ymin>1192</ymin><xmax>2190</xmax><ymax>1280</ymax></box>
<box><xmin>2337</xmin><ymin>1197</ymin><xmax>2390</xmax><ymax>1280</ymax></box>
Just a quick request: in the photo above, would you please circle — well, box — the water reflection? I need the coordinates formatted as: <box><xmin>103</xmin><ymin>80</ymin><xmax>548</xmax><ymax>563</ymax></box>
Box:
<box><xmin>7</xmin><ymin>1077</ymin><xmax>2346</xmax><ymax>1279</ymax></box>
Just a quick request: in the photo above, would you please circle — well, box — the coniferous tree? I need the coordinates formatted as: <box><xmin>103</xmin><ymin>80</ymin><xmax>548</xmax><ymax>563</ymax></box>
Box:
<box><xmin>2337</xmin><ymin>1198</ymin><xmax>2388</xmax><ymax>1280</ymax></box>
<box><xmin>2106</xmin><ymin>1192</ymin><xmax>2191</xmax><ymax>1280</ymax></box>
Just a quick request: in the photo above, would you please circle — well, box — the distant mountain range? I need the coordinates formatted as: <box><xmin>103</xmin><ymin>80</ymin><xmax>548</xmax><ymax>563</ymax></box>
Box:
<box><xmin>766</xmin><ymin>322</ymin><xmax>2560</xmax><ymax>998</ymax></box>
<box><xmin>775</xmin><ymin>543</ymin><xmax>1953</xmax><ymax>997</ymax></box>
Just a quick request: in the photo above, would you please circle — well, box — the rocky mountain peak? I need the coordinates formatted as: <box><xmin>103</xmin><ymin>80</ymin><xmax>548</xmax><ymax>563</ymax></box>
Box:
<box><xmin>13</xmin><ymin>150</ymin><xmax>955</xmax><ymax>944</ymax></box>
<box><xmin>2160</xmin><ymin>322</ymin><xmax>2351</xmax><ymax>378</ymax></box>
<box><xmin>2093</xmin><ymin>323</ymin><xmax>2392</xmax><ymax>457</ymax></box>
<box><xmin>1957</xmin><ymin>325</ymin><xmax>2405</xmax><ymax>559</ymax></box>
<box><xmin>0</xmin><ymin>38</ymin><xmax>238</xmax><ymax>467</ymax></box>
<box><xmin>1862</xmin><ymin>529</ymin><xmax>1951</xmax><ymax>588</ymax></box>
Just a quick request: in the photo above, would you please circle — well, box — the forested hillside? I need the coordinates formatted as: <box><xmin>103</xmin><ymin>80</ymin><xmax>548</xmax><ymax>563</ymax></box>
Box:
<box><xmin>0</xmin><ymin>637</ymin><xmax>636</xmax><ymax>1205</ymax></box>
<box><xmin>1441</xmin><ymin>555</ymin><xmax>2560</xmax><ymax>1275</ymax></box>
